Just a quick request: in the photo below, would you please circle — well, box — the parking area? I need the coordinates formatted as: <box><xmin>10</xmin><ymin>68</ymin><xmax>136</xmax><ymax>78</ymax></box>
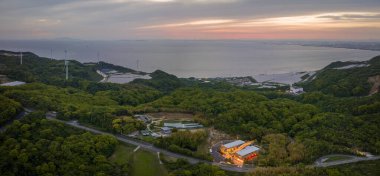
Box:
<box><xmin>211</xmin><ymin>140</ymin><xmax>234</xmax><ymax>163</ymax></box>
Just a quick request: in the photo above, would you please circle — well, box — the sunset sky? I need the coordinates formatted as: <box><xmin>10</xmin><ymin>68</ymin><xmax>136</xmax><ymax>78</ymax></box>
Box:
<box><xmin>0</xmin><ymin>0</ymin><xmax>379</xmax><ymax>40</ymax></box>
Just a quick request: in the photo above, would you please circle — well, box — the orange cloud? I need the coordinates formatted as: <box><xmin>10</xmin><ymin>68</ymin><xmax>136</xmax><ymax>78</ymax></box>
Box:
<box><xmin>137</xmin><ymin>12</ymin><xmax>380</xmax><ymax>39</ymax></box>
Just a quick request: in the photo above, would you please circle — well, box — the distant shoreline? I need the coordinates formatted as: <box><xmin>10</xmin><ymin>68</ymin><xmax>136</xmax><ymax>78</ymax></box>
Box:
<box><xmin>1</xmin><ymin>40</ymin><xmax>378</xmax><ymax>79</ymax></box>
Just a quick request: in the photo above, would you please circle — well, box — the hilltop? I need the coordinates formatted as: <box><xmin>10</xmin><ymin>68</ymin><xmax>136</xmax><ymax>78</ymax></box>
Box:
<box><xmin>299</xmin><ymin>55</ymin><xmax>380</xmax><ymax>97</ymax></box>
<box><xmin>0</xmin><ymin>50</ymin><xmax>141</xmax><ymax>85</ymax></box>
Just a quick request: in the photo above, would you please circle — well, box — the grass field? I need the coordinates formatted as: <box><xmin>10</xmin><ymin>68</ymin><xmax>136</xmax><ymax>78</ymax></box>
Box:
<box><xmin>109</xmin><ymin>143</ymin><xmax>168</xmax><ymax>176</ymax></box>
<box><xmin>109</xmin><ymin>144</ymin><xmax>135</xmax><ymax>165</ymax></box>
<box><xmin>131</xmin><ymin>150</ymin><xmax>168</xmax><ymax>176</ymax></box>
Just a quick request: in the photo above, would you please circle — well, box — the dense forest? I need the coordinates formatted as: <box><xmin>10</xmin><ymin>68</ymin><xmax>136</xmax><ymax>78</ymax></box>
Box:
<box><xmin>0</xmin><ymin>111</ymin><xmax>123</xmax><ymax>176</ymax></box>
<box><xmin>1</xmin><ymin>51</ymin><xmax>379</xmax><ymax>175</ymax></box>
<box><xmin>137</xmin><ymin>88</ymin><xmax>380</xmax><ymax>163</ymax></box>
<box><xmin>0</xmin><ymin>95</ymin><xmax>22</xmax><ymax>125</ymax></box>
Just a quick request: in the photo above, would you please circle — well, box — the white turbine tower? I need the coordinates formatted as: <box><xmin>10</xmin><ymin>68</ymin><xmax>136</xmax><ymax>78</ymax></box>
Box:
<box><xmin>64</xmin><ymin>50</ymin><xmax>69</xmax><ymax>80</ymax></box>
<box><xmin>20</xmin><ymin>51</ymin><xmax>23</xmax><ymax>65</ymax></box>
<box><xmin>97</xmin><ymin>51</ymin><xmax>100</xmax><ymax>64</ymax></box>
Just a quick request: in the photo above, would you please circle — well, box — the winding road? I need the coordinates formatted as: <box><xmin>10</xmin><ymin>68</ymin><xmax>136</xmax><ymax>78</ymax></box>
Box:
<box><xmin>46</xmin><ymin>117</ymin><xmax>254</xmax><ymax>172</ymax></box>
<box><xmin>2</xmin><ymin>110</ymin><xmax>379</xmax><ymax>173</ymax></box>
<box><xmin>314</xmin><ymin>154</ymin><xmax>380</xmax><ymax>167</ymax></box>
<box><xmin>49</xmin><ymin>117</ymin><xmax>380</xmax><ymax>172</ymax></box>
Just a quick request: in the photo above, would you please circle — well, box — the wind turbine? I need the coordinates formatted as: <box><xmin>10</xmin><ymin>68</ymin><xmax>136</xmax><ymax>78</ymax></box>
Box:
<box><xmin>20</xmin><ymin>51</ymin><xmax>23</xmax><ymax>65</ymax></box>
<box><xmin>97</xmin><ymin>51</ymin><xmax>100</xmax><ymax>64</ymax></box>
<box><xmin>64</xmin><ymin>50</ymin><xmax>69</xmax><ymax>80</ymax></box>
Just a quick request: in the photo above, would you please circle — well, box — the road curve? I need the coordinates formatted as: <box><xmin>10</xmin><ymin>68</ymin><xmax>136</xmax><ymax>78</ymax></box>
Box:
<box><xmin>314</xmin><ymin>154</ymin><xmax>380</xmax><ymax>167</ymax></box>
<box><xmin>47</xmin><ymin>117</ymin><xmax>380</xmax><ymax>172</ymax></box>
<box><xmin>47</xmin><ymin>118</ymin><xmax>253</xmax><ymax>172</ymax></box>
<box><xmin>4</xmin><ymin>109</ymin><xmax>378</xmax><ymax>172</ymax></box>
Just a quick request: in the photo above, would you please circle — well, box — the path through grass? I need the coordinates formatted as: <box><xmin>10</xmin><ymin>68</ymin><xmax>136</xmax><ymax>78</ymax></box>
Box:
<box><xmin>131</xmin><ymin>150</ymin><xmax>168</xmax><ymax>176</ymax></box>
<box><xmin>109</xmin><ymin>143</ymin><xmax>168</xmax><ymax>176</ymax></box>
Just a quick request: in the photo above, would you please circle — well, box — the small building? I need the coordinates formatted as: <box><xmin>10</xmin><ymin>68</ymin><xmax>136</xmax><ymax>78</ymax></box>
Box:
<box><xmin>134</xmin><ymin>114</ymin><xmax>152</xmax><ymax>124</ymax></box>
<box><xmin>161</xmin><ymin>127</ymin><xmax>172</xmax><ymax>134</ymax></box>
<box><xmin>151</xmin><ymin>132</ymin><xmax>161</xmax><ymax>138</ymax></box>
<box><xmin>140</xmin><ymin>130</ymin><xmax>150</xmax><ymax>136</ymax></box>
<box><xmin>290</xmin><ymin>86</ymin><xmax>304</xmax><ymax>94</ymax></box>
<box><xmin>164</xmin><ymin>122</ymin><xmax>203</xmax><ymax>129</ymax></box>
<box><xmin>232</xmin><ymin>145</ymin><xmax>260</xmax><ymax>166</ymax></box>
<box><xmin>0</xmin><ymin>81</ymin><xmax>26</xmax><ymax>86</ymax></box>
<box><xmin>219</xmin><ymin>140</ymin><xmax>260</xmax><ymax>167</ymax></box>
<box><xmin>220</xmin><ymin>140</ymin><xmax>245</xmax><ymax>154</ymax></box>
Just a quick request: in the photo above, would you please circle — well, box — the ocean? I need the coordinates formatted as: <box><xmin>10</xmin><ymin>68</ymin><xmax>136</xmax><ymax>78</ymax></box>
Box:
<box><xmin>0</xmin><ymin>40</ymin><xmax>379</xmax><ymax>78</ymax></box>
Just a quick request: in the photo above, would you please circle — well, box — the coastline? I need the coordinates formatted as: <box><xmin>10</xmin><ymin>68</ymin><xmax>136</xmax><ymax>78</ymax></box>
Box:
<box><xmin>96</xmin><ymin>70</ymin><xmax>109</xmax><ymax>83</ymax></box>
<box><xmin>97</xmin><ymin>69</ymin><xmax>151</xmax><ymax>84</ymax></box>
<box><xmin>253</xmin><ymin>71</ymin><xmax>316</xmax><ymax>85</ymax></box>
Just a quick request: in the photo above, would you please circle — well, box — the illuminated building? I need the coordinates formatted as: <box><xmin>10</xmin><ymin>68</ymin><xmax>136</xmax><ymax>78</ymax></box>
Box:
<box><xmin>219</xmin><ymin>140</ymin><xmax>260</xmax><ymax>167</ymax></box>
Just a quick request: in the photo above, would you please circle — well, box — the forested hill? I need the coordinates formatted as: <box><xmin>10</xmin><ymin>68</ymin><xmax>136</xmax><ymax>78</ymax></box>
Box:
<box><xmin>0</xmin><ymin>50</ymin><xmax>380</xmax><ymax>175</ymax></box>
<box><xmin>132</xmin><ymin>70</ymin><xmax>182</xmax><ymax>92</ymax></box>
<box><xmin>300</xmin><ymin>55</ymin><xmax>380</xmax><ymax>97</ymax></box>
<box><xmin>0</xmin><ymin>50</ymin><xmax>140</xmax><ymax>85</ymax></box>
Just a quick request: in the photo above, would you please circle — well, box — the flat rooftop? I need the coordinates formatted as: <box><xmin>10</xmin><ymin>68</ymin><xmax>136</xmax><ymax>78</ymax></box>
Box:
<box><xmin>161</xmin><ymin>127</ymin><xmax>171</xmax><ymax>130</ymax></box>
<box><xmin>164</xmin><ymin>122</ymin><xmax>203</xmax><ymax>129</ymax></box>
<box><xmin>236</xmin><ymin>146</ymin><xmax>260</xmax><ymax>157</ymax></box>
<box><xmin>222</xmin><ymin>140</ymin><xmax>245</xmax><ymax>149</ymax></box>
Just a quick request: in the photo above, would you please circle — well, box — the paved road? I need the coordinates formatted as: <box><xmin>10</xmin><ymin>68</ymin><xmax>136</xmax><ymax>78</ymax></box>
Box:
<box><xmin>314</xmin><ymin>154</ymin><xmax>380</xmax><ymax>167</ymax></box>
<box><xmin>49</xmin><ymin>117</ymin><xmax>380</xmax><ymax>172</ymax></box>
<box><xmin>7</xmin><ymin>111</ymin><xmax>376</xmax><ymax>172</ymax></box>
<box><xmin>46</xmin><ymin>117</ymin><xmax>253</xmax><ymax>172</ymax></box>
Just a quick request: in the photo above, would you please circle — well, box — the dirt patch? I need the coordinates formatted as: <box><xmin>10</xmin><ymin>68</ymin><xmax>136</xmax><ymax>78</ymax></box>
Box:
<box><xmin>368</xmin><ymin>75</ymin><xmax>380</xmax><ymax>95</ymax></box>
<box><xmin>207</xmin><ymin>127</ymin><xmax>233</xmax><ymax>147</ymax></box>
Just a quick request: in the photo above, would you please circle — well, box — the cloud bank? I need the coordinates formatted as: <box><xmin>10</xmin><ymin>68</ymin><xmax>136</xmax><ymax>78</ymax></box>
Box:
<box><xmin>0</xmin><ymin>0</ymin><xmax>379</xmax><ymax>40</ymax></box>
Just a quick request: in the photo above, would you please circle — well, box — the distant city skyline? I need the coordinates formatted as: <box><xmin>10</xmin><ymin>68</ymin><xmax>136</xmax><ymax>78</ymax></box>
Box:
<box><xmin>0</xmin><ymin>0</ymin><xmax>380</xmax><ymax>40</ymax></box>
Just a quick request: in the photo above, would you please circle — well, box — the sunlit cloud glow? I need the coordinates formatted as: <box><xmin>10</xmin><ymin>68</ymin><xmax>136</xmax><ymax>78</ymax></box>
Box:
<box><xmin>138</xmin><ymin>12</ymin><xmax>380</xmax><ymax>39</ymax></box>
<box><xmin>140</xmin><ymin>19</ymin><xmax>235</xmax><ymax>29</ymax></box>
<box><xmin>1</xmin><ymin>0</ymin><xmax>380</xmax><ymax>40</ymax></box>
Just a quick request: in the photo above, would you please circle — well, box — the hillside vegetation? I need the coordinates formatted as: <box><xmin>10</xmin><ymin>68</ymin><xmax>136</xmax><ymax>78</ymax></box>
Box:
<box><xmin>0</xmin><ymin>50</ymin><xmax>102</xmax><ymax>84</ymax></box>
<box><xmin>301</xmin><ymin>56</ymin><xmax>380</xmax><ymax>97</ymax></box>
<box><xmin>0</xmin><ymin>51</ymin><xmax>380</xmax><ymax>175</ymax></box>
<box><xmin>0</xmin><ymin>112</ymin><xmax>122</xmax><ymax>176</ymax></box>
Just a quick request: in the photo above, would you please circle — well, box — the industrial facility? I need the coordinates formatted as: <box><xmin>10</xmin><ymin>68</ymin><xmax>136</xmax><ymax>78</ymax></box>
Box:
<box><xmin>219</xmin><ymin>140</ymin><xmax>260</xmax><ymax>167</ymax></box>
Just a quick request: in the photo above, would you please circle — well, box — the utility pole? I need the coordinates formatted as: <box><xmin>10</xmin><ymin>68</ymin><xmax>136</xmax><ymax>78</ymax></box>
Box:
<box><xmin>50</xmin><ymin>48</ymin><xmax>53</xmax><ymax>60</ymax></box>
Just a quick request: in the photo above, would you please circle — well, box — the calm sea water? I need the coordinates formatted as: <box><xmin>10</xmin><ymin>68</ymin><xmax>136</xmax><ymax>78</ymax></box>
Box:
<box><xmin>1</xmin><ymin>40</ymin><xmax>379</xmax><ymax>78</ymax></box>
